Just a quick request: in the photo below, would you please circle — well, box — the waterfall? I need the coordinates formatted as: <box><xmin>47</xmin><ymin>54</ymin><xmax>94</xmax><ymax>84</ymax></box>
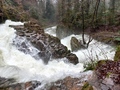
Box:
<box><xmin>45</xmin><ymin>26</ymin><xmax>115</xmax><ymax>63</ymax></box>
<box><xmin>60</xmin><ymin>34</ymin><xmax>115</xmax><ymax>63</ymax></box>
<box><xmin>0</xmin><ymin>20</ymin><xmax>84</xmax><ymax>84</ymax></box>
<box><xmin>0</xmin><ymin>20</ymin><xmax>115</xmax><ymax>89</ymax></box>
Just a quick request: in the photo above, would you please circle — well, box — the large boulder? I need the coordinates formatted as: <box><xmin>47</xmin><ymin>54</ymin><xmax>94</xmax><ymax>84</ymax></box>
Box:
<box><xmin>0</xmin><ymin>77</ymin><xmax>41</xmax><ymax>90</ymax></box>
<box><xmin>70</xmin><ymin>37</ymin><xmax>81</xmax><ymax>52</ymax></box>
<box><xmin>47</xmin><ymin>72</ymin><xmax>95</xmax><ymax>90</ymax></box>
<box><xmin>56</xmin><ymin>25</ymin><xmax>76</xmax><ymax>39</ymax></box>
<box><xmin>49</xmin><ymin>76</ymin><xmax>91</xmax><ymax>90</ymax></box>
<box><xmin>66</xmin><ymin>53</ymin><xmax>78</xmax><ymax>64</ymax></box>
<box><xmin>88</xmin><ymin>60</ymin><xmax>120</xmax><ymax>90</ymax></box>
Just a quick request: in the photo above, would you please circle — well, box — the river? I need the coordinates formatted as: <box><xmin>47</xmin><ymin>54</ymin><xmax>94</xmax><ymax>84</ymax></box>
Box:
<box><xmin>0</xmin><ymin>20</ymin><xmax>115</xmax><ymax>89</ymax></box>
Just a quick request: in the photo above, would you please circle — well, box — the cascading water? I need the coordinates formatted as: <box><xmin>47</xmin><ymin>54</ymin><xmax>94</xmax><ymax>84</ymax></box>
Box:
<box><xmin>12</xmin><ymin>35</ymin><xmax>40</xmax><ymax>60</ymax></box>
<box><xmin>0</xmin><ymin>20</ymin><xmax>84</xmax><ymax>88</ymax></box>
<box><xmin>0</xmin><ymin>20</ymin><xmax>115</xmax><ymax>89</ymax></box>
<box><xmin>45</xmin><ymin>26</ymin><xmax>57</xmax><ymax>37</ymax></box>
<box><xmin>61</xmin><ymin>35</ymin><xmax>115</xmax><ymax>63</ymax></box>
<box><xmin>45</xmin><ymin>26</ymin><xmax>115</xmax><ymax>63</ymax></box>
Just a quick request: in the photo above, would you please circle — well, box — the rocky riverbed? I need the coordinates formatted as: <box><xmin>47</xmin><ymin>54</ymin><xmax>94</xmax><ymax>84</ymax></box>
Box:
<box><xmin>10</xmin><ymin>21</ymin><xmax>78</xmax><ymax>65</ymax></box>
<box><xmin>0</xmin><ymin>21</ymin><xmax>119</xmax><ymax>90</ymax></box>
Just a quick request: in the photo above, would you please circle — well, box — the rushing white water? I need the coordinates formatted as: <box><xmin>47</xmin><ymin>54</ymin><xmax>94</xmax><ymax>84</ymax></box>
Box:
<box><xmin>45</xmin><ymin>26</ymin><xmax>115</xmax><ymax>63</ymax></box>
<box><xmin>61</xmin><ymin>34</ymin><xmax>115</xmax><ymax>63</ymax></box>
<box><xmin>0</xmin><ymin>20</ymin><xmax>84</xmax><ymax>85</ymax></box>
<box><xmin>0</xmin><ymin>20</ymin><xmax>115</xmax><ymax>89</ymax></box>
<box><xmin>45</xmin><ymin>26</ymin><xmax>57</xmax><ymax>37</ymax></box>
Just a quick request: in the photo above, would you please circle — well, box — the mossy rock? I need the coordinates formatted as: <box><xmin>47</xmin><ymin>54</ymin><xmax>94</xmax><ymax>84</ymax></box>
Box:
<box><xmin>84</xmin><ymin>61</ymin><xmax>99</xmax><ymax>71</ymax></box>
<box><xmin>114</xmin><ymin>45</ymin><xmax>120</xmax><ymax>61</ymax></box>
<box><xmin>84</xmin><ymin>60</ymin><xmax>108</xmax><ymax>71</ymax></box>
<box><xmin>81</xmin><ymin>82</ymin><xmax>93</xmax><ymax>90</ymax></box>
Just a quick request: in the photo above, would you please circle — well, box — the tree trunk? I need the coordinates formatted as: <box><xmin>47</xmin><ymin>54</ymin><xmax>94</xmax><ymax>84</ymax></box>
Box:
<box><xmin>92</xmin><ymin>0</ymin><xmax>100</xmax><ymax>28</ymax></box>
<box><xmin>81</xmin><ymin>0</ymin><xmax>86</xmax><ymax>44</ymax></box>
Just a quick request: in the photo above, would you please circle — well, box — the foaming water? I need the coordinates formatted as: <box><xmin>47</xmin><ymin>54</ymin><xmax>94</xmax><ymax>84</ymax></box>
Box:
<box><xmin>61</xmin><ymin>34</ymin><xmax>115</xmax><ymax>63</ymax></box>
<box><xmin>44</xmin><ymin>26</ymin><xmax>57</xmax><ymax>37</ymax></box>
<box><xmin>0</xmin><ymin>20</ymin><xmax>84</xmax><ymax>84</ymax></box>
<box><xmin>0</xmin><ymin>20</ymin><xmax>115</xmax><ymax>89</ymax></box>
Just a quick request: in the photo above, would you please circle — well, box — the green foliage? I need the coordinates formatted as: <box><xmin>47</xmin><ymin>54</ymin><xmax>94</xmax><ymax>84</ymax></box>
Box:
<box><xmin>114</xmin><ymin>45</ymin><xmax>120</xmax><ymax>61</ymax></box>
<box><xmin>114</xmin><ymin>37</ymin><xmax>120</xmax><ymax>41</ymax></box>
<box><xmin>81</xmin><ymin>82</ymin><xmax>93</xmax><ymax>90</ymax></box>
<box><xmin>84</xmin><ymin>61</ymin><xmax>98</xmax><ymax>71</ymax></box>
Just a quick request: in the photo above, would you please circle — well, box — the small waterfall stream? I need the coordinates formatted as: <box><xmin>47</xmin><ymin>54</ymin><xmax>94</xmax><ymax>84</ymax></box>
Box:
<box><xmin>0</xmin><ymin>20</ymin><xmax>115</xmax><ymax>89</ymax></box>
<box><xmin>45</xmin><ymin>27</ymin><xmax>115</xmax><ymax>63</ymax></box>
<box><xmin>0</xmin><ymin>20</ymin><xmax>83</xmax><ymax>84</ymax></box>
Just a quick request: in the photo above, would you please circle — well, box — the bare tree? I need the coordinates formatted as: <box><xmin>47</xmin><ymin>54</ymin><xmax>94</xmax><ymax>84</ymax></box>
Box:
<box><xmin>81</xmin><ymin>0</ymin><xmax>93</xmax><ymax>47</ymax></box>
<box><xmin>81</xmin><ymin>0</ymin><xmax>86</xmax><ymax>44</ymax></box>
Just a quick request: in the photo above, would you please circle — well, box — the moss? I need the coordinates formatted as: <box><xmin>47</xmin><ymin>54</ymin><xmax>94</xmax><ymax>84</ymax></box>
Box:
<box><xmin>84</xmin><ymin>60</ymin><xmax>110</xmax><ymax>71</ymax></box>
<box><xmin>82</xmin><ymin>82</ymin><xmax>93</xmax><ymax>90</ymax></box>
<box><xmin>106</xmin><ymin>72</ymin><xmax>112</xmax><ymax>78</ymax></box>
<box><xmin>114</xmin><ymin>45</ymin><xmax>120</xmax><ymax>61</ymax></box>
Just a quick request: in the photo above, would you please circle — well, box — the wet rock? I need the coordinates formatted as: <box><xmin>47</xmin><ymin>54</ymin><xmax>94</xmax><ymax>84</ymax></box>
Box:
<box><xmin>24</xmin><ymin>21</ymin><xmax>44</xmax><ymax>33</ymax></box>
<box><xmin>51</xmin><ymin>44</ymin><xmax>69</xmax><ymax>58</ymax></box>
<box><xmin>56</xmin><ymin>25</ymin><xmax>68</xmax><ymax>39</ymax></box>
<box><xmin>56</xmin><ymin>25</ymin><xmax>79</xmax><ymax>39</ymax></box>
<box><xmin>16</xmin><ymin>32</ymin><xmax>25</xmax><ymax>36</ymax></box>
<box><xmin>9</xmin><ymin>25</ymin><xmax>24</xmax><ymax>30</ymax></box>
<box><xmin>12</xmin><ymin>21</ymin><xmax>79</xmax><ymax>64</ymax></box>
<box><xmin>38</xmin><ymin>51</ymin><xmax>51</xmax><ymax>64</ymax></box>
<box><xmin>70</xmin><ymin>37</ymin><xmax>81</xmax><ymax>51</ymax></box>
<box><xmin>32</xmin><ymin>40</ymin><xmax>46</xmax><ymax>51</ymax></box>
<box><xmin>0</xmin><ymin>77</ymin><xmax>15</xmax><ymax>88</ymax></box>
<box><xmin>88</xmin><ymin>60</ymin><xmax>120</xmax><ymax>90</ymax></box>
<box><xmin>0</xmin><ymin>77</ymin><xmax>41</xmax><ymax>90</ymax></box>
<box><xmin>66</xmin><ymin>53</ymin><xmax>79</xmax><ymax>65</ymax></box>
<box><xmin>49</xmin><ymin>76</ymin><xmax>84</xmax><ymax>90</ymax></box>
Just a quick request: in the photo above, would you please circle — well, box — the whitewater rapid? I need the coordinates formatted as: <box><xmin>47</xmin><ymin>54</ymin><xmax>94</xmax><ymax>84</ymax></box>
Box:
<box><xmin>0</xmin><ymin>20</ymin><xmax>85</xmax><ymax>84</ymax></box>
<box><xmin>45</xmin><ymin>27</ymin><xmax>115</xmax><ymax>63</ymax></box>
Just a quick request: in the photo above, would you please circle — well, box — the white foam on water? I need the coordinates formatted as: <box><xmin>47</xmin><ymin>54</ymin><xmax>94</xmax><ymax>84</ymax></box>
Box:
<box><xmin>0</xmin><ymin>20</ymin><xmax>84</xmax><ymax>84</ymax></box>
<box><xmin>60</xmin><ymin>34</ymin><xmax>115</xmax><ymax>63</ymax></box>
<box><xmin>44</xmin><ymin>26</ymin><xmax>57</xmax><ymax>37</ymax></box>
